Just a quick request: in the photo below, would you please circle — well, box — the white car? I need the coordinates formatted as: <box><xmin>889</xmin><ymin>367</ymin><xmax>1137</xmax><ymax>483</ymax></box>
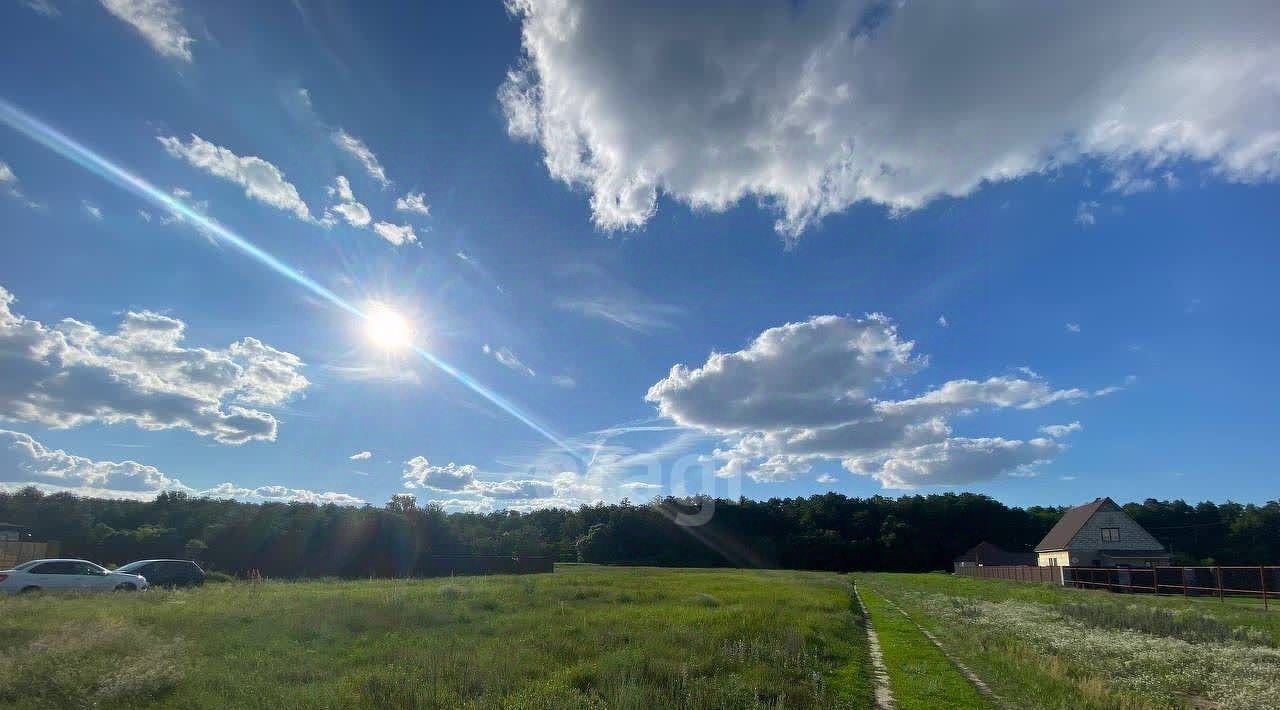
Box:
<box><xmin>0</xmin><ymin>558</ymin><xmax>149</xmax><ymax>594</ymax></box>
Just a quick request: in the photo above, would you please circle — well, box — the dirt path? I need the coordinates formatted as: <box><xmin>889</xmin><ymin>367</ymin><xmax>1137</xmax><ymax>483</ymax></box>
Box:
<box><xmin>852</xmin><ymin>582</ymin><xmax>895</xmax><ymax>709</ymax></box>
<box><xmin>880</xmin><ymin>596</ymin><xmax>1008</xmax><ymax>710</ymax></box>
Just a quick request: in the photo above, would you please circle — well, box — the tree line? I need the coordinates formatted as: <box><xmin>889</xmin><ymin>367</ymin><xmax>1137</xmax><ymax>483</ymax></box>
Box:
<box><xmin>1</xmin><ymin>487</ymin><xmax>1276</xmax><ymax>577</ymax></box>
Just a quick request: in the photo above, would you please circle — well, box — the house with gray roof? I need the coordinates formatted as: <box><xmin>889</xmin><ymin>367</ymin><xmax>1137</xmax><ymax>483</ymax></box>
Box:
<box><xmin>1035</xmin><ymin>497</ymin><xmax>1171</xmax><ymax>568</ymax></box>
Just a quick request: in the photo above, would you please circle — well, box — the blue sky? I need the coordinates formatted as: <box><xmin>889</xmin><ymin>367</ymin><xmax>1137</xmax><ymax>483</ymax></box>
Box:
<box><xmin>1</xmin><ymin>1</ymin><xmax>1278</xmax><ymax>510</ymax></box>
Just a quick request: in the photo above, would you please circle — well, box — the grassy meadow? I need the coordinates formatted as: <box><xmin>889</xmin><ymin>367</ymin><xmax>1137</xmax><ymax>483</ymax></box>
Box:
<box><xmin>0</xmin><ymin>565</ymin><xmax>872</xmax><ymax>709</ymax></box>
<box><xmin>857</xmin><ymin>572</ymin><xmax>1280</xmax><ymax>710</ymax></box>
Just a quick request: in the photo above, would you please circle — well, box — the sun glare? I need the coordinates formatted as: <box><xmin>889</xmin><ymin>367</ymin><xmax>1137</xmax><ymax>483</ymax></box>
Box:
<box><xmin>364</xmin><ymin>302</ymin><xmax>414</xmax><ymax>350</ymax></box>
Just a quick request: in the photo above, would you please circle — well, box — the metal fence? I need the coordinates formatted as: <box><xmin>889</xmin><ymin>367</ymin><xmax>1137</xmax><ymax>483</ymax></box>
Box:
<box><xmin>0</xmin><ymin>541</ymin><xmax>56</xmax><ymax>569</ymax></box>
<box><xmin>1064</xmin><ymin>566</ymin><xmax>1277</xmax><ymax>609</ymax></box>
<box><xmin>957</xmin><ymin>564</ymin><xmax>1277</xmax><ymax>610</ymax></box>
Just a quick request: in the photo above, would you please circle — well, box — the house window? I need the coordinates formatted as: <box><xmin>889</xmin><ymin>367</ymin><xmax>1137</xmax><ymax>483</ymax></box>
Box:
<box><xmin>1101</xmin><ymin>527</ymin><xmax>1120</xmax><ymax>542</ymax></box>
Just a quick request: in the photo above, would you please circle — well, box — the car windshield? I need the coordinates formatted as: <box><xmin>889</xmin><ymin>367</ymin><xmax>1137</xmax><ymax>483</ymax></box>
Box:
<box><xmin>11</xmin><ymin>560</ymin><xmax>41</xmax><ymax>571</ymax></box>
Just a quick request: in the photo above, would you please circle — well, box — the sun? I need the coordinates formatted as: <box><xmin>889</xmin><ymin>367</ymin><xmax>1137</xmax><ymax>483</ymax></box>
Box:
<box><xmin>364</xmin><ymin>302</ymin><xmax>414</xmax><ymax>351</ymax></box>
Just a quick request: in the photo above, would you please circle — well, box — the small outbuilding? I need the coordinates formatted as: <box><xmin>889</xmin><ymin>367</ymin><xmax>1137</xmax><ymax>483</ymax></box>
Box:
<box><xmin>1035</xmin><ymin>497</ymin><xmax>1170</xmax><ymax>568</ymax></box>
<box><xmin>954</xmin><ymin>541</ymin><xmax>1036</xmax><ymax>571</ymax></box>
<box><xmin>0</xmin><ymin>522</ymin><xmax>31</xmax><ymax>541</ymax></box>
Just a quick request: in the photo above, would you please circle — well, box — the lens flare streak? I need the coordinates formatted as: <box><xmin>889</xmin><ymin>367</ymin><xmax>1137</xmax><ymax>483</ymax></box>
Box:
<box><xmin>0</xmin><ymin>98</ymin><xmax>576</xmax><ymax>457</ymax></box>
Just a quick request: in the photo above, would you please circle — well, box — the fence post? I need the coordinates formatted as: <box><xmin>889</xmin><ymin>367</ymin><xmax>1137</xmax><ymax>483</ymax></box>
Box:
<box><xmin>1261</xmin><ymin>566</ymin><xmax>1268</xmax><ymax>611</ymax></box>
<box><xmin>1216</xmin><ymin>566</ymin><xmax>1224</xmax><ymax>602</ymax></box>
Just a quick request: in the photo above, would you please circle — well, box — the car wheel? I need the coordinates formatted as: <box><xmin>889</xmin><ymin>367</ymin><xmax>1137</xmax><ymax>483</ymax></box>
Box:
<box><xmin>19</xmin><ymin>586</ymin><xmax>41</xmax><ymax>594</ymax></box>
<box><xmin>114</xmin><ymin>583</ymin><xmax>138</xmax><ymax>592</ymax></box>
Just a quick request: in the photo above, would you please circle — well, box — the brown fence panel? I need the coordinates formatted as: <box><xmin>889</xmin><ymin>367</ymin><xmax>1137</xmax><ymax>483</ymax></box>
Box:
<box><xmin>956</xmin><ymin>565</ymin><xmax>1060</xmax><ymax>584</ymax></box>
<box><xmin>0</xmin><ymin>541</ymin><xmax>51</xmax><ymax>569</ymax></box>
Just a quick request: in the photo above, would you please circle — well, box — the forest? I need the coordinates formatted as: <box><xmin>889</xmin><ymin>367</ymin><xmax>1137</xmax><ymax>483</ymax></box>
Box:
<box><xmin>1</xmin><ymin>487</ymin><xmax>1276</xmax><ymax>577</ymax></box>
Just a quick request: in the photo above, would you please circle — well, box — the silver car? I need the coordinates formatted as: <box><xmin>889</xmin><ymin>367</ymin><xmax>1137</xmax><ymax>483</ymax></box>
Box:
<box><xmin>0</xmin><ymin>558</ymin><xmax>149</xmax><ymax>594</ymax></box>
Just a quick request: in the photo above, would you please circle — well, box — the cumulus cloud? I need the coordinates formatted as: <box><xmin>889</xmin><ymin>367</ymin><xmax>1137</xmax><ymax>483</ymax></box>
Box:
<box><xmin>332</xmin><ymin>129</ymin><xmax>390</xmax><ymax>188</ymax></box>
<box><xmin>483</xmin><ymin>344</ymin><xmax>535</xmax><ymax>377</ymax></box>
<box><xmin>371</xmin><ymin>221</ymin><xmax>417</xmax><ymax>246</ymax></box>
<box><xmin>197</xmin><ymin>482</ymin><xmax>363</xmax><ymax>505</ymax></box>
<box><xmin>158</xmin><ymin>134</ymin><xmax>312</xmax><ymax>220</ymax></box>
<box><xmin>845</xmin><ymin>437</ymin><xmax>1062</xmax><ymax>489</ymax></box>
<box><xmin>501</xmin><ymin>1</ymin><xmax>1280</xmax><ymax>237</ymax></box>
<box><xmin>0</xmin><ymin>284</ymin><xmax>308</xmax><ymax>444</ymax></box>
<box><xmin>0</xmin><ymin>161</ymin><xmax>16</xmax><ymax>186</ymax></box>
<box><xmin>647</xmin><ymin>314</ymin><xmax>1101</xmax><ymax>487</ymax></box>
<box><xmin>0</xmin><ymin>429</ymin><xmax>361</xmax><ymax>504</ymax></box>
<box><xmin>937</xmin><ymin>315</ymin><xmax>948</xmax><ymax>328</ymax></box>
<box><xmin>348</xmin><ymin>450</ymin><xmax>373</xmax><ymax>461</ymax></box>
<box><xmin>1065</xmin><ymin>323</ymin><xmax>1082</xmax><ymax>333</ymax></box>
<box><xmin>1</xmin><ymin>428</ymin><xmax>184</xmax><ymax>495</ymax></box>
<box><xmin>402</xmin><ymin>456</ymin><xmax>478</xmax><ymax>491</ymax></box>
<box><xmin>395</xmin><ymin>191</ymin><xmax>430</xmax><ymax>216</ymax></box>
<box><xmin>100</xmin><ymin>0</ymin><xmax>194</xmax><ymax>62</ymax></box>
<box><xmin>323</xmin><ymin>176</ymin><xmax>372</xmax><ymax>227</ymax></box>
<box><xmin>402</xmin><ymin>456</ymin><xmax>599</xmax><ymax>509</ymax></box>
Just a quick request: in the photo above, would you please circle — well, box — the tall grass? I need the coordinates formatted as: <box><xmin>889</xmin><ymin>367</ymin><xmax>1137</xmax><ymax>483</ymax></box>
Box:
<box><xmin>0</xmin><ymin>567</ymin><xmax>871</xmax><ymax>709</ymax></box>
<box><xmin>862</xmin><ymin>573</ymin><xmax>1280</xmax><ymax>710</ymax></box>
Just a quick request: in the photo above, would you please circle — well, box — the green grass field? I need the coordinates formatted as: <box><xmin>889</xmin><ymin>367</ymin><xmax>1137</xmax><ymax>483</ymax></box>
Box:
<box><xmin>858</xmin><ymin>572</ymin><xmax>1280</xmax><ymax>710</ymax></box>
<box><xmin>5</xmin><ymin>567</ymin><xmax>1278</xmax><ymax>709</ymax></box>
<box><xmin>0</xmin><ymin>566</ymin><xmax>872</xmax><ymax>709</ymax></box>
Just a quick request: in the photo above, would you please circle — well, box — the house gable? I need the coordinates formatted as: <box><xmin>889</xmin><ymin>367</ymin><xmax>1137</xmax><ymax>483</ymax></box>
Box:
<box><xmin>1034</xmin><ymin>497</ymin><xmax>1165</xmax><ymax>553</ymax></box>
<box><xmin>1066</xmin><ymin>499</ymin><xmax>1165</xmax><ymax>553</ymax></box>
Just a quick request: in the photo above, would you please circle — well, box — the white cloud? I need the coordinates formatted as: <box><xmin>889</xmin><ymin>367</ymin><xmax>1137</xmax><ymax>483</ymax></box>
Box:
<box><xmin>483</xmin><ymin>344</ymin><xmax>535</xmax><ymax>377</ymax></box>
<box><xmin>348</xmin><ymin>450</ymin><xmax>372</xmax><ymax>461</ymax></box>
<box><xmin>555</xmin><ymin>295</ymin><xmax>682</xmax><ymax>333</ymax></box>
<box><xmin>619</xmin><ymin>481</ymin><xmax>661</xmax><ymax>491</ymax></box>
<box><xmin>816</xmin><ymin>473</ymin><xmax>837</xmax><ymax>484</ymax></box>
<box><xmin>1</xmin><ymin>428</ymin><xmax>184</xmax><ymax>495</ymax></box>
<box><xmin>0</xmin><ymin>284</ymin><xmax>308</xmax><ymax>444</ymax></box>
<box><xmin>1066</xmin><ymin>323</ymin><xmax>1082</xmax><ymax>333</ymax></box>
<box><xmin>81</xmin><ymin>201</ymin><xmax>103</xmax><ymax>220</ymax></box>
<box><xmin>137</xmin><ymin>209</ymin><xmax>153</xmax><ymax>222</ymax></box>
<box><xmin>647</xmin><ymin>314</ymin><xmax>919</xmax><ymax>432</ymax></box>
<box><xmin>158</xmin><ymin>134</ymin><xmax>312</xmax><ymax>220</ymax></box>
<box><xmin>845</xmin><ymin>437</ymin><xmax>1061</xmax><ymax>489</ymax></box>
<box><xmin>0</xmin><ymin>429</ymin><xmax>361</xmax><ymax>504</ymax></box>
<box><xmin>197</xmin><ymin>482</ymin><xmax>363</xmax><ymax>505</ymax></box>
<box><xmin>395</xmin><ymin>191</ymin><xmax>430</xmax><ymax>216</ymax></box>
<box><xmin>332</xmin><ymin>129</ymin><xmax>390</xmax><ymax>188</ymax></box>
<box><xmin>99</xmin><ymin>0</ymin><xmax>194</xmax><ymax>62</ymax></box>
<box><xmin>501</xmin><ymin>1</ymin><xmax>1280</xmax><ymax>237</ymax></box>
<box><xmin>371</xmin><ymin>221</ymin><xmax>417</xmax><ymax>246</ymax></box>
<box><xmin>551</xmin><ymin>374</ymin><xmax>576</xmax><ymax>388</ymax></box>
<box><xmin>647</xmin><ymin>314</ymin><xmax>1099</xmax><ymax>487</ymax></box>
<box><xmin>1075</xmin><ymin>201</ymin><xmax>1099</xmax><ymax>226</ymax></box>
<box><xmin>0</xmin><ymin>161</ymin><xmax>38</xmax><ymax>209</ymax></box>
<box><xmin>1108</xmin><ymin>169</ymin><xmax>1157</xmax><ymax>195</ymax></box>
<box><xmin>470</xmin><ymin>478</ymin><xmax>555</xmax><ymax>500</ymax></box>
<box><xmin>402</xmin><ymin>456</ymin><xmax>477</xmax><ymax>491</ymax></box>
<box><xmin>25</xmin><ymin>1</ymin><xmax>60</xmax><ymax>17</ymax></box>
<box><xmin>937</xmin><ymin>315</ymin><xmax>948</xmax><ymax>328</ymax></box>
<box><xmin>1040</xmin><ymin>421</ymin><xmax>1082</xmax><ymax>438</ymax></box>
<box><xmin>324</xmin><ymin>176</ymin><xmax>372</xmax><ymax>227</ymax></box>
